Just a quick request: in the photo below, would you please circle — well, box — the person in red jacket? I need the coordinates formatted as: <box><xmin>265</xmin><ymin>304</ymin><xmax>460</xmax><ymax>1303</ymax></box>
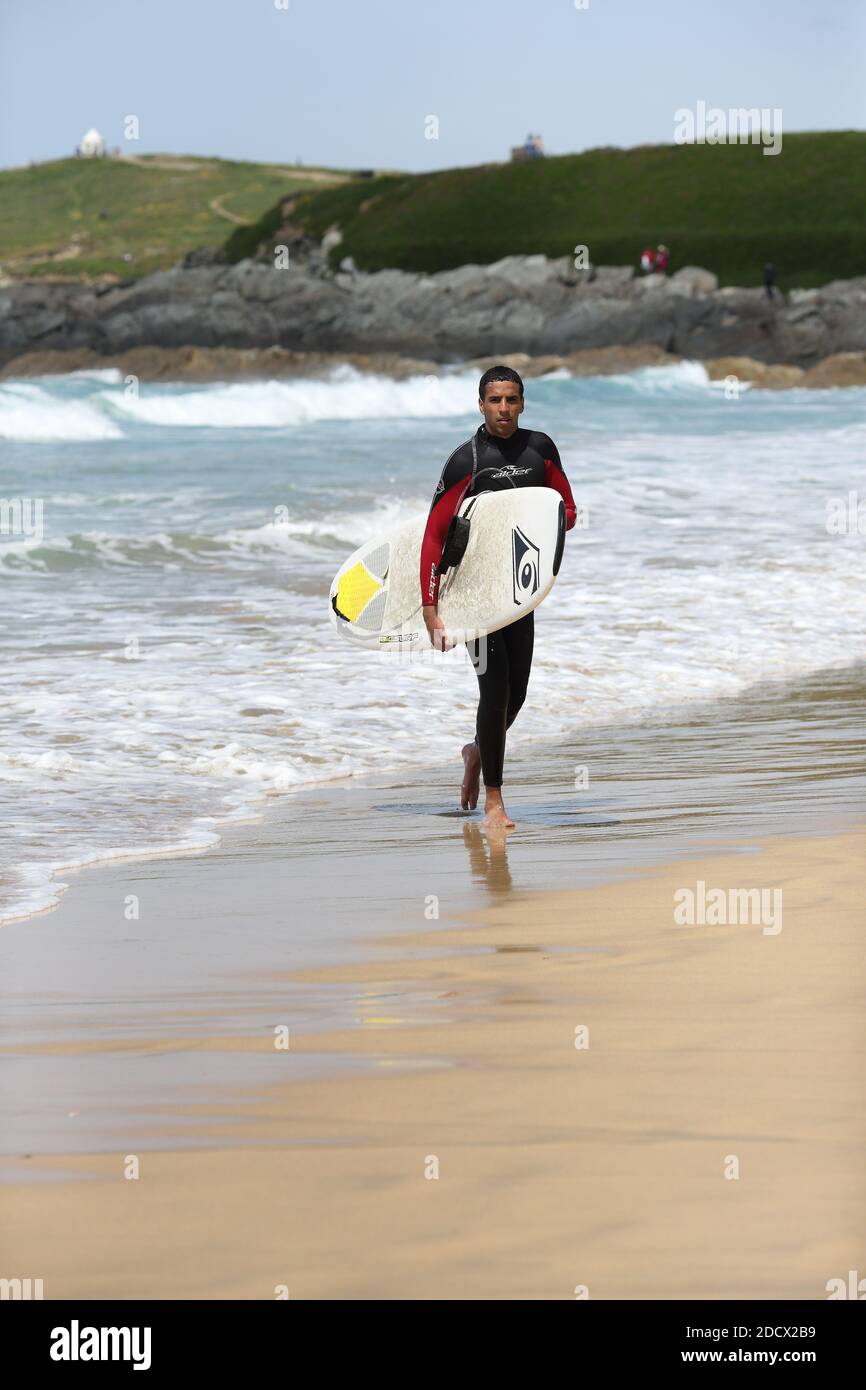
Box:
<box><xmin>420</xmin><ymin>366</ymin><xmax>577</xmax><ymax>829</ymax></box>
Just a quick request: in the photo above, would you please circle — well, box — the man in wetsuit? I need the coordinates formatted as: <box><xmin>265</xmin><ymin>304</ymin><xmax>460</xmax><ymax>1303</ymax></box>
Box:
<box><xmin>420</xmin><ymin>366</ymin><xmax>577</xmax><ymax>830</ymax></box>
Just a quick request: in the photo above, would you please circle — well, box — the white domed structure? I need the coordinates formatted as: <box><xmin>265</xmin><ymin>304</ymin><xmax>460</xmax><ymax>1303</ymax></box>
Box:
<box><xmin>78</xmin><ymin>128</ymin><xmax>105</xmax><ymax>158</ymax></box>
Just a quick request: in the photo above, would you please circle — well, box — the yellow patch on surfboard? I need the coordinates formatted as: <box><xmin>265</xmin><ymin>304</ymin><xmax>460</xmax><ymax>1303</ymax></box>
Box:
<box><xmin>335</xmin><ymin>561</ymin><xmax>381</xmax><ymax>622</ymax></box>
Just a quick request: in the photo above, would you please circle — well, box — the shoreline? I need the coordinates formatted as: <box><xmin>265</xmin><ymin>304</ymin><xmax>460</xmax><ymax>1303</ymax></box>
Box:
<box><xmin>2</xmin><ymin>662</ymin><xmax>865</xmax><ymax>1128</ymax></box>
<box><xmin>1</xmin><ymin>820</ymin><xmax>863</xmax><ymax>1298</ymax></box>
<box><xmin>3</xmin><ymin>657</ymin><xmax>865</xmax><ymax>934</ymax></box>
<box><xmin>3</xmin><ymin>342</ymin><xmax>866</xmax><ymax>389</ymax></box>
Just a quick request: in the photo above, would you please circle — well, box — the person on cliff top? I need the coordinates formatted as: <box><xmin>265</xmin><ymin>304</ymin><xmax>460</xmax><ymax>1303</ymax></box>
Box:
<box><xmin>655</xmin><ymin>245</ymin><xmax>670</xmax><ymax>275</ymax></box>
<box><xmin>763</xmin><ymin>262</ymin><xmax>777</xmax><ymax>299</ymax></box>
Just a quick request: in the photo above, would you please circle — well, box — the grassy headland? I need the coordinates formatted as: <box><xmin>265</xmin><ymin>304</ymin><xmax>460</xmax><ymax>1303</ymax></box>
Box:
<box><xmin>0</xmin><ymin>153</ymin><xmax>351</xmax><ymax>281</ymax></box>
<box><xmin>2</xmin><ymin>134</ymin><xmax>862</xmax><ymax>288</ymax></box>
<box><xmin>231</xmin><ymin>132</ymin><xmax>865</xmax><ymax>288</ymax></box>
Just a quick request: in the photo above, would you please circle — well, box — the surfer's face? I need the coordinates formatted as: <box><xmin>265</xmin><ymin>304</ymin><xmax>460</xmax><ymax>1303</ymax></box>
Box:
<box><xmin>480</xmin><ymin>383</ymin><xmax>524</xmax><ymax>438</ymax></box>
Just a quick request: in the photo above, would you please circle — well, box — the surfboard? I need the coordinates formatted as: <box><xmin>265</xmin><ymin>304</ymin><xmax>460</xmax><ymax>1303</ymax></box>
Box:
<box><xmin>328</xmin><ymin>487</ymin><xmax>566</xmax><ymax>649</ymax></box>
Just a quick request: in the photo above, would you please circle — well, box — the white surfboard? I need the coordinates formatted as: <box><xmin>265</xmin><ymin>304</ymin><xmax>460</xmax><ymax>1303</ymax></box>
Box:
<box><xmin>328</xmin><ymin>487</ymin><xmax>566</xmax><ymax>649</ymax></box>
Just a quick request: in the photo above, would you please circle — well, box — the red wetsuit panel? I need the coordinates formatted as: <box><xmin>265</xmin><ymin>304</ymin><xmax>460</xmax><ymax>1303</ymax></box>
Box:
<box><xmin>543</xmin><ymin>456</ymin><xmax>578</xmax><ymax>530</ymax></box>
<box><xmin>420</xmin><ymin>473</ymin><xmax>472</xmax><ymax>607</ymax></box>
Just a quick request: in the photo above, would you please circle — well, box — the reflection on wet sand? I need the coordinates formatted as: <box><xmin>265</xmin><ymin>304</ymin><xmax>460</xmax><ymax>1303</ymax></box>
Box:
<box><xmin>461</xmin><ymin>821</ymin><xmax>514</xmax><ymax>894</ymax></box>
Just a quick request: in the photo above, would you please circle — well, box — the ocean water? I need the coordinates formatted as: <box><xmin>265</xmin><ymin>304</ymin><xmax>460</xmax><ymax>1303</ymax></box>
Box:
<box><xmin>1</xmin><ymin>360</ymin><xmax>864</xmax><ymax>924</ymax></box>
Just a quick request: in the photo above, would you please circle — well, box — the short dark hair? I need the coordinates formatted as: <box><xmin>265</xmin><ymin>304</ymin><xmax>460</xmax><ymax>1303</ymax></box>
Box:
<box><xmin>479</xmin><ymin>365</ymin><xmax>524</xmax><ymax>400</ymax></box>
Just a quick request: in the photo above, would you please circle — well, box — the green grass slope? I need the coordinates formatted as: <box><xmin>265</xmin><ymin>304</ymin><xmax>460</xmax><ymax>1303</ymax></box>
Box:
<box><xmin>0</xmin><ymin>153</ymin><xmax>351</xmax><ymax>281</ymax></box>
<box><xmin>256</xmin><ymin>132</ymin><xmax>865</xmax><ymax>288</ymax></box>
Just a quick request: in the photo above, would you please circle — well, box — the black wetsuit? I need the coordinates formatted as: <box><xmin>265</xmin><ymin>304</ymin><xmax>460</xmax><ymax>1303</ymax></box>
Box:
<box><xmin>420</xmin><ymin>425</ymin><xmax>576</xmax><ymax>789</ymax></box>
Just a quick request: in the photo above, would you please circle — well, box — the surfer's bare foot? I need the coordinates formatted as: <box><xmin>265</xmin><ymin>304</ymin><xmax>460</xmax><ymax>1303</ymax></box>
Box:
<box><xmin>460</xmin><ymin>741</ymin><xmax>481</xmax><ymax>810</ymax></box>
<box><xmin>481</xmin><ymin>790</ymin><xmax>515</xmax><ymax>830</ymax></box>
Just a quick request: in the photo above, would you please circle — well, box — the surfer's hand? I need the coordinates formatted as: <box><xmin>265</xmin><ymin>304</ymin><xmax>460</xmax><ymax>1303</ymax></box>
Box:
<box><xmin>423</xmin><ymin>606</ymin><xmax>452</xmax><ymax>652</ymax></box>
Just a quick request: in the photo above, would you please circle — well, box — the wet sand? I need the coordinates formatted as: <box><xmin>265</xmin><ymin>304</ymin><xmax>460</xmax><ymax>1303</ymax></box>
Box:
<box><xmin>1</xmin><ymin>670</ymin><xmax>864</xmax><ymax>1298</ymax></box>
<box><xmin>1</xmin><ymin>825</ymin><xmax>864</xmax><ymax>1299</ymax></box>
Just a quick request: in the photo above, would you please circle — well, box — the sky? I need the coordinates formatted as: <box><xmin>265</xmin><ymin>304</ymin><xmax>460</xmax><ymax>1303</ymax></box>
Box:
<box><xmin>0</xmin><ymin>0</ymin><xmax>864</xmax><ymax>171</ymax></box>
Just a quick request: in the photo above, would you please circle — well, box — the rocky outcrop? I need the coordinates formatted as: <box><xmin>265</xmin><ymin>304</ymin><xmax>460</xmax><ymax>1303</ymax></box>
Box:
<box><xmin>1</xmin><ymin>254</ymin><xmax>865</xmax><ymax>370</ymax></box>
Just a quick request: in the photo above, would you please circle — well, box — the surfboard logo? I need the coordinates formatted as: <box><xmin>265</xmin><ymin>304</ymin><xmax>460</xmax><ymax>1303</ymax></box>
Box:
<box><xmin>512</xmin><ymin>526</ymin><xmax>540</xmax><ymax>604</ymax></box>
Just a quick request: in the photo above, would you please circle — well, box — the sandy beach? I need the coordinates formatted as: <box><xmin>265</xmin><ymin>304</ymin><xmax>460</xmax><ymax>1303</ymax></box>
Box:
<box><xmin>1</xmin><ymin>669</ymin><xmax>864</xmax><ymax>1300</ymax></box>
<box><xmin>1</xmin><ymin>827</ymin><xmax>863</xmax><ymax>1300</ymax></box>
